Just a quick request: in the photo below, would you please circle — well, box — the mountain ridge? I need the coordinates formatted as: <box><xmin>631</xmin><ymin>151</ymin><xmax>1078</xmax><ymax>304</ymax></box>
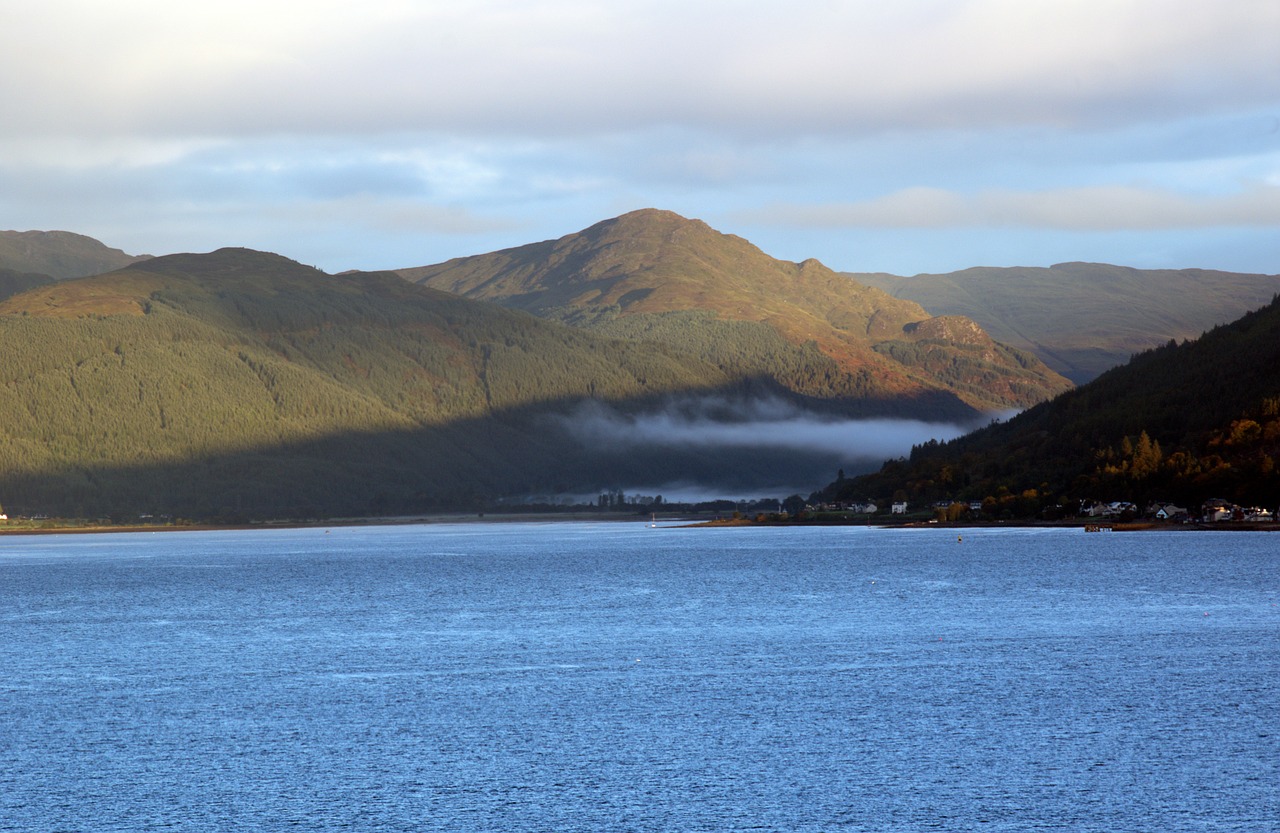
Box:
<box><xmin>400</xmin><ymin>209</ymin><xmax>1071</xmax><ymax>418</ymax></box>
<box><xmin>5</xmin><ymin>215</ymin><xmax>1275</xmax><ymax>519</ymax></box>
<box><xmin>0</xmin><ymin>229</ymin><xmax>150</xmax><ymax>281</ymax></box>
<box><xmin>853</xmin><ymin>262</ymin><xmax>1280</xmax><ymax>383</ymax></box>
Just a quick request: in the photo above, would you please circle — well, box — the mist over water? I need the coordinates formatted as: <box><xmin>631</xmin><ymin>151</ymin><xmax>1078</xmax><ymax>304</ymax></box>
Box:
<box><xmin>561</xmin><ymin>396</ymin><xmax>976</xmax><ymax>460</ymax></box>
<box><xmin>548</xmin><ymin>396</ymin><xmax>994</xmax><ymax>502</ymax></box>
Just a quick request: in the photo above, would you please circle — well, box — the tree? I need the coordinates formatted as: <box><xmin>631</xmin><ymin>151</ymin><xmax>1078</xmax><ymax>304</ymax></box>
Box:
<box><xmin>1131</xmin><ymin>431</ymin><xmax>1163</xmax><ymax>479</ymax></box>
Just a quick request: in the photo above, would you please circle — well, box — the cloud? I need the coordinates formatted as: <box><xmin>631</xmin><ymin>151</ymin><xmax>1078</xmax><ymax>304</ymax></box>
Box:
<box><xmin>559</xmin><ymin>397</ymin><xmax>972</xmax><ymax>462</ymax></box>
<box><xmin>274</xmin><ymin>197</ymin><xmax>517</xmax><ymax>236</ymax></box>
<box><xmin>2</xmin><ymin>2</ymin><xmax>1277</xmax><ymax>277</ymax></box>
<box><xmin>0</xmin><ymin>135</ymin><xmax>523</xmax><ymax>259</ymax></box>
<box><xmin>4</xmin><ymin>1</ymin><xmax>1277</xmax><ymax>140</ymax></box>
<box><xmin>743</xmin><ymin>184</ymin><xmax>1280</xmax><ymax>231</ymax></box>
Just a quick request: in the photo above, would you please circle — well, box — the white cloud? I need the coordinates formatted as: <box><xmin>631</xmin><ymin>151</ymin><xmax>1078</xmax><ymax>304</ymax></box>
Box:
<box><xmin>2</xmin><ymin>2</ymin><xmax>1277</xmax><ymax>276</ymax></box>
<box><xmin>274</xmin><ymin>197</ymin><xmax>516</xmax><ymax>236</ymax></box>
<box><xmin>560</xmin><ymin>397</ymin><xmax>972</xmax><ymax>461</ymax></box>
<box><xmin>745</xmin><ymin>184</ymin><xmax>1280</xmax><ymax>231</ymax></box>
<box><xmin>0</xmin><ymin>137</ymin><xmax>229</xmax><ymax>172</ymax></box>
<box><xmin>3</xmin><ymin>1</ymin><xmax>1277</xmax><ymax>139</ymax></box>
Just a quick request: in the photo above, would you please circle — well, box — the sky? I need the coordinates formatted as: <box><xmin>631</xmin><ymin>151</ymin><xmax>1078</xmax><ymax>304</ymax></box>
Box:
<box><xmin>2</xmin><ymin>0</ymin><xmax>1278</xmax><ymax>276</ymax></box>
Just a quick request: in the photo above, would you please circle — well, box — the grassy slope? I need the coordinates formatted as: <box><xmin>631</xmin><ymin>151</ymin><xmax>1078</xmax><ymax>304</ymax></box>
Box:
<box><xmin>854</xmin><ymin>263</ymin><xmax>1280</xmax><ymax>383</ymax></box>
<box><xmin>401</xmin><ymin>209</ymin><xmax>1071</xmax><ymax>417</ymax></box>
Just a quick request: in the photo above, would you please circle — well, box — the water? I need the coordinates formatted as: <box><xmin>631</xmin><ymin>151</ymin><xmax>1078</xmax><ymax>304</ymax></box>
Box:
<box><xmin>2</xmin><ymin>523</ymin><xmax>1277</xmax><ymax>831</ymax></box>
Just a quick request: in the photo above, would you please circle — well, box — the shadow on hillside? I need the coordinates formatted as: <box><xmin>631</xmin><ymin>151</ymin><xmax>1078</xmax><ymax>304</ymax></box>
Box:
<box><xmin>1</xmin><ymin>380</ymin><xmax>978</xmax><ymax>520</ymax></box>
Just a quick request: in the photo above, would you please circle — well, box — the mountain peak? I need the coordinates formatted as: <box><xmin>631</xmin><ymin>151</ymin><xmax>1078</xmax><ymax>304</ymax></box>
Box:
<box><xmin>600</xmin><ymin>207</ymin><xmax>695</xmax><ymax>226</ymax></box>
<box><xmin>400</xmin><ymin>210</ymin><xmax>1072</xmax><ymax>414</ymax></box>
<box><xmin>591</xmin><ymin>207</ymin><xmax>708</xmax><ymax>230</ymax></box>
<box><xmin>572</xmin><ymin>209</ymin><xmax>750</xmax><ymax>258</ymax></box>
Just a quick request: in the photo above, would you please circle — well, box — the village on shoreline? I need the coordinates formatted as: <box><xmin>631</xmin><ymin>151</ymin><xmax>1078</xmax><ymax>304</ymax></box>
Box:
<box><xmin>1</xmin><ymin>493</ymin><xmax>1278</xmax><ymax>536</ymax></box>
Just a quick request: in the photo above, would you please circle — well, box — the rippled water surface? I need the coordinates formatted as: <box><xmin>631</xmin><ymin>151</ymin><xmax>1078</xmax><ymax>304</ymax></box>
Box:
<box><xmin>2</xmin><ymin>523</ymin><xmax>1277</xmax><ymax>831</ymax></box>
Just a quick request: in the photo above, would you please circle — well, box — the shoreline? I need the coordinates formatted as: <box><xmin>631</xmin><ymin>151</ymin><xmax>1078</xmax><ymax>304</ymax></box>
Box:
<box><xmin>690</xmin><ymin>517</ymin><xmax>1280</xmax><ymax>532</ymax></box>
<box><xmin>2</xmin><ymin>513</ymin><xmax>1277</xmax><ymax>536</ymax></box>
<box><xmin>0</xmin><ymin>511</ymin><xmax>666</xmax><ymax>536</ymax></box>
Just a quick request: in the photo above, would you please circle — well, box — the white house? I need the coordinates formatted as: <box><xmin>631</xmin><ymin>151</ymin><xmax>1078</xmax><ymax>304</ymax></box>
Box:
<box><xmin>1202</xmin><ymin>499</ymin><xmax>1236</xmax><ymax>522</ymax></box>
<box><xmin>891</xmin><ymin>501</ymin><xmax>908</xmax><ymax>514</ymax></box>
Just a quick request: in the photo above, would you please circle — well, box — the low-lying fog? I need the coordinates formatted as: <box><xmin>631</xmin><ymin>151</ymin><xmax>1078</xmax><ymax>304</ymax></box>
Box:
<box><xmin>565</xmin><ymin>397</ymin><xmax>974</xmax><ymax>458</ymax></box>
<box><xmin>540</xmin><ymin>396</ymin><xmax>1009</xmax><ymax>504</ymax></box>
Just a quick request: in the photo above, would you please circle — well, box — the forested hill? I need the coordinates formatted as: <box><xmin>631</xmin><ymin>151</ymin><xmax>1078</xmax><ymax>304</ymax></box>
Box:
<box><xmin>0</xmin><ymin>229</ymin><xmax>149</xmax><ymax>280</ymax></box>
<box><xmin>853</xmin><ymin>263</ymin><xmax>1280</xmax><ymax>384</ymax></box>
<box><xmin>399</xmin><ymin>209</ymin><xmax>1071</xmax><ymax>420</ymax></box>
<box><xmin>0</xmin><ymin>248</ymin><xmax>854</xmax><ymax>519</ymax></box>
<box><xmin>819</xmin><ymin>293</ymin><xmax>1280</xmax><ymax>515</ymax></box>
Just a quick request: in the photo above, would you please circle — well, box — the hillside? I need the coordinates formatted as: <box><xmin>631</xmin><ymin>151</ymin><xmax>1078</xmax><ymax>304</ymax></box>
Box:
<box><xmin>0</xmin><ymin>229</ymin><xmax>149</xmax><ymax>280</ymax></box>
<box><xmin>0</xmin><ymin>268</ymin><xmax>54</xmax><ymax>303</ymax></box>
<box><xmin>1</xmin><ymin>248</ymin><xmax>858</xmax><ymax>519</ymax></box>
<box><xmin>853</xmin><ymin>263</ymin><xmax>1280</xmax><ymax>383</ymax></box>
<box><xmin>400</xmin><ymin>210</ymin><xmax>1071</xmax><ymax>420</ymax></box>
<box><xmin>819</xmin><ymin>295</ymin><xmax>1280</xmax><ymax>515</ymax></box>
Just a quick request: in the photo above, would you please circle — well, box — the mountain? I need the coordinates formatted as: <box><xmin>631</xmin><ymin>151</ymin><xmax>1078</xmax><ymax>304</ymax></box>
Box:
<box><xmin>400</xmin><ymin>209</ymin><xmax>1071</xmax><ymax>420</ymax></box>
<box><xmin>0</xmin><ymin>247</ymin><xmax>886</xmax><ymax>519</ymax></box>
<box><xmin>853</xmin><ymin>263</ymin><xmax>1280</xmax><ymax>384</ymax></box>
<box><xmin>819</xmin><ymin>294</ymin><xmax>1280</xmax><ymax>515</ymax></box>
<box><xmin>0</xmin><ymin>229</ymin><xmax>150</xmax><ymax>280</ymax></box>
